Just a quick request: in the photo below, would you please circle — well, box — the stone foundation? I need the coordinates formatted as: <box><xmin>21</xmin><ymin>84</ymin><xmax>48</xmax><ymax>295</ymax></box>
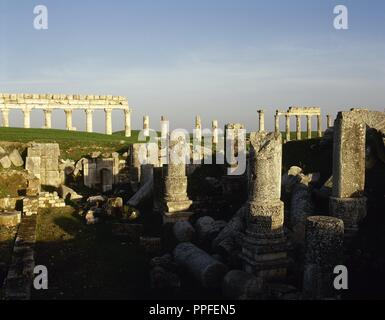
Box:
<box><xmin>23</xmin><ymin>192</ymin><xmax>65</xmax><ymax>216</ymax></box>
<box><xmin>4</xmin><ymin>215</ymin><xmax>37</xmax><ymax>300</ymax></box>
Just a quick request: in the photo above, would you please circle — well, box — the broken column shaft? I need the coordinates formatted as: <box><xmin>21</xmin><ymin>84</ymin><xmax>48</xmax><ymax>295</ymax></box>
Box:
<box><xmin>174</xmin><ymin>242</ymin><xmax>228</xmax><ymax>288</ymax></box>
<box><xmin>303</xmin><ymin>216</ymin><xmax>344</xmax><ymax>299</ymax></box>
<box><xmin>329</xmin><ymin>110</ymin><xmax>367</xmax><ymax>236</ymax></box>
<box><xmin>241</xmin><ymin>132</ymin><xmax>288</xmax><ymax>280</ymax></box>
<box><xmin>163</xmin><ymin>139</ymin><xmax>192</xmax><ymax>221</ymax></box>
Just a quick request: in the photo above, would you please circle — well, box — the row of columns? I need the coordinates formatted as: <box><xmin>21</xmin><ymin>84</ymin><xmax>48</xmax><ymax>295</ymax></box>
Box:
<box><xmin>142</xmin><ymin>115</ymin><xmax>220</xmax><ymax>145</ymax></box>
<box><xmin>1</xmin><ymin>107</ymin><xmax>132</xmax><ymax>137</ymax></box>
<box><xmin>258</xmin><ymin>110</ymin><xmax>334</xmax><ymax>141</ymax></box>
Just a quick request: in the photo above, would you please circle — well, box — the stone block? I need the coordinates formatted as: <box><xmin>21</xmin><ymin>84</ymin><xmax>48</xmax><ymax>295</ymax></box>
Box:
<box><xmin>0</xmin><ymin>155</ymin><xmax>11</xmax><ymax>168</ymax></box>
<box><xmin>9</xmin><ymin>149</ymin><xmax>24</xmax><ymax>167</ymax></box>
<box><xmin>25</xmin><ymin>157</ymin><xmax>41</xmax><ymax>175</ymax></box>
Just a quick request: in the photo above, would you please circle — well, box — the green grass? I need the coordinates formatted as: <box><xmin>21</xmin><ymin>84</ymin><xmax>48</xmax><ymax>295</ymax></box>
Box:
<box><xmin>0</xmin><ymin>170</ymin><xmax>27</xmax><ymax>197</ymax></box>
<box><xmin>0</xmin><ymin>127</ymin><xmax>144</xmax><ymax>160</ymax></box>
<box><xmin>33</xmin><ymin>207</ymin><xmax>149</xmax><ymax>299</ymax></box>
<box><xmin>0</xmin><ymin>226</ymin><xmax>18</xmax><ymax>299</ymax></box>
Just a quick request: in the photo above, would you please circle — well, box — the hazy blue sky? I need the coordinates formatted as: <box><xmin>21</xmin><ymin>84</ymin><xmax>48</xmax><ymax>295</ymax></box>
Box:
<box><xmin>1</xmin><ymin>0</ymin><xmax>384</xmax><ymax>133</ymax></box>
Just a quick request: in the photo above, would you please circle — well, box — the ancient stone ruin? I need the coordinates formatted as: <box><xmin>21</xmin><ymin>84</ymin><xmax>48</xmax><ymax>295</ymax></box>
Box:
<box><xmin>240</xmin><ymin>132</ymin><xmax>289</xmax><ymax>280</ymax></box>
<box><xmin>0</xmin><ymin>93</ymin><xmax>131</xmax><ymax>136</ymax></box>
<box><xmin>1</xmin><ymin>105</ymin><xmax>384</xmax><ymax>301</ymax></box>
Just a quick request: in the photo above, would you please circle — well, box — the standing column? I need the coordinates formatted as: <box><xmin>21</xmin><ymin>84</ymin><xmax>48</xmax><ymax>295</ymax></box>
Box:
<box><xmin>193</xmin><ymin>116</ymin><xmax>202</xmax><ymax>164</ymax></box>
<box><xmin>285</xmin><ymin>114</ymin><xmax>290</xmax><ymax>142</ymax></box>
<box><xmin>195</xmin><ymin>116</ymin><xmax>202</xmax><ymax>142</ymax></box>
<box><xmin>327</xmin><ymin>114</ymin><xmax>333</xmax><ymax>128</ymax></box>
<box><xmin>306</xmin><ymin>115</ymin><xmax>312</xmax><ymax>139</ymax></box>
<box><xmin>329</xmin><ymin>110</ymin><xmax>368</xmax><ymax>238</ymax></box>
<box><xmin>2</xmin><ymin>108</ymin><xmax>9</xmax><ymax>127</ymax></box>
<box><xmin>85</xmin><ymin>109</ymin><xmax>93</xmax><ymax>133</ymax></box>
<box><xmin>160</xmin><ymin>116</ymin><xmax>169</xmax><ymax>140</ymax></box>
<box><xmin>143</xmin><ymin>115</ymin><xmax>150</xmax><ymax>137</ymax></box>
<box><xmin>160</xmin><ymin>116</ymin><xmax>169</xmax><ymax>166</ymax></box>
<box><xmin>22</xmin><ymin>106</ymin><xmax>31</xmax><ymax>129</ymax></box>
<box><xmin>105</xmin><ymin>108</ymin><xmax>112</xmax><ymax>135</ymax></box>
<box><xmin>163</xmin><ymin>139</ymin><xmax>193</xmax><ymax>220</ymax></box>
<box><xmin>43</xmin><ymin>109</ymin><xmax>52</xmax><ymax>129</ymax></box>
<box><xmin>317</xmin><ymin>114</ymin><xmax>322</xmax><ymax>137</ymax></box>
<box><xmin>296</xmin><ymin>115</ymin><xmax>301</xmax><ymax>140</ymax></box>
<box><xmin>212</xmin><ymin>120</ymin><xmax>218</xmax><ymax>144</ymax></box>
<box><xmin>303</xmin><ymin>216</ymin><xmax>344</xmax><ymax>299</ymax></box>
<box><xmin>241</xmin><ymin>132</ymin><xmax>288</xmax><ymax>280</ymax></box>
<box><xmin>124</xmin><ymin>108</ymin><xmax>131</xmax><ymax>137</ymax></box>
<box><xmin>274</xmin><ymin>112</ymin><xmax>280</xmax><ymax>133</ymax></box>
<box><xmin>64</xmin><ymin>109</ymin><xmax>73</xmax><ymax>131</ymax></box>
<box><xmin>257</xmin><ymin>110</ymin><xmax>265</xmax><ymax>132</ymax></box>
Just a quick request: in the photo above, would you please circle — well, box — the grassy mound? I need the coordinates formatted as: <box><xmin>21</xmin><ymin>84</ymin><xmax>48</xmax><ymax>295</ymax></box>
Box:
<box><xmin>0</xmin><ymin>127</ymin><xmax>143</xmax><ymax>159</ymax></box>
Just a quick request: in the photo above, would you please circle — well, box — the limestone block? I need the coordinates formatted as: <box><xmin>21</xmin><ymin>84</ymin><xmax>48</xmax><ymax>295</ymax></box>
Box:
<box><xmin>58</xmin><ymin>185</ymin><xmax>82</xmax><ymax>200</ymax></box>
<box><xmin>332</xmin><ymin>112</ymin><xmax>366</xmax><ymax>198</ymax></box>
<box><xmin>8</xmin><ymin>149</ymin><xmax>24</xmax><ymax>167</ymax></box>
<box><xmin>83</xmin><ymin>161</ymin><xmax>97</xmax><ymax>187</ymax></box>
<box><xmin>0</xmin><ymin>155</ymin><xmax>11</xmax><ymax>168</ymax></box>
<box><xmin>25</xmin><ymin>156</ymin><xmax>41</xmax><ymax>175</ymax></box>
<box><xmin>41</xmin><ymin>157</ymin><xmax>59</xmax><ymax>171</ymax></box>
<box><xmin>44</xmin><ymin>171</ymin><xmax>60</xmax><ymax>187</ymax></box>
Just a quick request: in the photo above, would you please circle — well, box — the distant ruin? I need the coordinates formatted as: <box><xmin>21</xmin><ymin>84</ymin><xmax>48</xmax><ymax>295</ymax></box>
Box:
<box><xmin>0</xmin><ymin>93</ymin><xmax>131</xmax><ymax>136</ymax></box>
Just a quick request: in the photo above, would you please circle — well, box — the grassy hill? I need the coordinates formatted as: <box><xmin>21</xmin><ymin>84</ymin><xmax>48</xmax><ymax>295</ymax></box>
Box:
<box><xmin>0</xmin><ymin>127</ymin><xmax>143</xmax><ymax>159</ymax></box>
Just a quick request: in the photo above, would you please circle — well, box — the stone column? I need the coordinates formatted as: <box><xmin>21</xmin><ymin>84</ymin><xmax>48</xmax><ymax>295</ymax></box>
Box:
<box><xmin>160</xmin><ymin>116</ymin><xmax>169</xmax><ymax>166</ymax></box>
<box><xmin>193</xmin><ymin>116</ymin><xmax>202</xmax><ymax>164</ymax></box>
<box><xmin>303</xmin><ymin>216</ymin><xmax>344</xmax><ymax>299</ymax></box>
<box><xmin>105</xmin><ymin>108</ymin><xmax>112</xmax><ymax>135</ymax></box>
<box><xmin>285</xmin><ymin>114</ymin><xmax>290</xmax><ymax>142</ymax></box>
<box><xmin>174</xmin><ymin>242</ymin><xmax>228</xmax><ymax>288</ymax></box>
<box><xmin>64</xmin><ymin>109</ymin><xmax>73</xmax><ymax>131</ymax></box>
<box><xmin>327</xmin><ymin>114</ymin><xmax>333</xmax><ymax>128</ymax></box>
<box><xmin>160</xmin><ymin>116</ymin><xmax>169</xmax><ymax>140</ymax></box>
<box><xmin>257</xmin><ymin>110</ymin><xmax>265</xmax><ymax>132</ymax></box>
<box><xmin>163</xmin><ymin>140</ymin><xmax>192</xmax><ymax>220</ymax></box>
<box><xmin>296</xmin><ymin>115</ymin><xmax>301</xmax><ymax>140</ymax></box>
<box><xmin>241</xmin><ymin>132</ymin><xmax>288</xmax><ymax>280</ymax></box>
<box><xmin>124</xmin><ymin>108</ymin><xmax>131</xmax><ymax>137</ymax></box>
<box><xmin>22</xmin><ymin>106</ymin><xmax>31</xmax><ymax>129</ymax></box>
<box><xmin>274</xmin><ymin>113</ymin><xmax>280</xmax><ymax>133</ymax></box>
<box><xmin>85</xmin><ymin>109</ymin><xmax>93</xmax><ymax>133</ymax></box>
<box><xmin>2</xmin><ymin>108</ymin><xmax>9</xmax><ymax>127</ymax></box>
<box><xmin>43</xmin><ymin>109</ymin><xmax>52</xmax><ymax>129</ymax></box>
<box><xmin>195</xmin><ymin>116</ymin><xmax>202</xmax><ymax>142</ymax></box>
<box><xmin>317</xmin><ymin>114</ymin><xmax>322</xmax><ymax>137</ymax></box>
<box><xmin>212</xmin><ymin>120</ymin><xmax>218</xmax><ymax>144</ymax></box>
<box><xmin>143</xmin><ymin>115</ymin><xmax>150</xmax><ymax>137</ymax></box>
<box><xmin>306</xmin><ymin>115</ymin><xmax>312</xmax><ymax>139</ymax></box>
<box><xmin>329</xmin><ymin>111</ymin><xmax>367</xmax><ymax>237</ymax></box>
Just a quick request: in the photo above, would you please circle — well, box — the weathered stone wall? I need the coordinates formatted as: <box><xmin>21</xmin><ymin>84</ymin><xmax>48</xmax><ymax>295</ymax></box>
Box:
<box><xmin>25</xmin><ymin>143</ymin><xmax>60</xmax><ymax>187</ymax></box>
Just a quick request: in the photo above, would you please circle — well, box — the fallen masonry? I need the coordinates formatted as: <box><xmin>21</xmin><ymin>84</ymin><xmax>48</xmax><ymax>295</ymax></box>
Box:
<box><xmin>0</xmin><ymin>106</ymin><xmax>383</xmax><ymax>300</ymax></box>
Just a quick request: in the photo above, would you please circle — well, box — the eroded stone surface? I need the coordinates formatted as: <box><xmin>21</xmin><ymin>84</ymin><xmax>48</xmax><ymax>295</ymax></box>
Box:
<box><xmin>303</xmin><ymin>216</ymin><xmax>344</xmax><ymax>300</ymax></box>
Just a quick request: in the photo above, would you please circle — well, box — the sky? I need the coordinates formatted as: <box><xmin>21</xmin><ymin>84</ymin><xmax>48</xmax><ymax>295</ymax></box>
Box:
<box><xmin>0</xmin><ymin>0</ymin><xmax>384</xmax><ymax>133</ymax></box>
